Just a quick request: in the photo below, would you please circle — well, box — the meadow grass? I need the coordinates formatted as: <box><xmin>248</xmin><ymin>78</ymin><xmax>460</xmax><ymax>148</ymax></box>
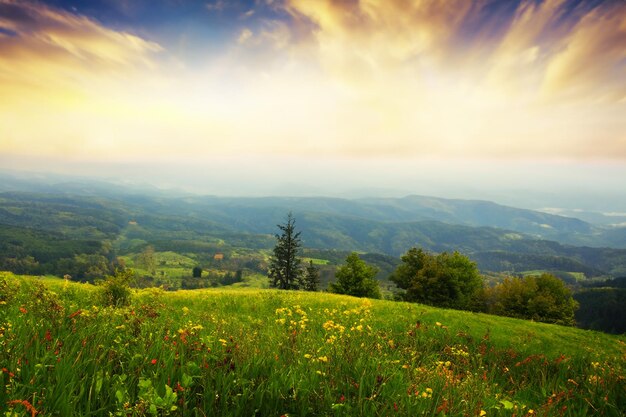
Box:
<box><xmin>1</xmin><ymin>272</ymin><xmax>624</xmax><ymax>416</ymax></box>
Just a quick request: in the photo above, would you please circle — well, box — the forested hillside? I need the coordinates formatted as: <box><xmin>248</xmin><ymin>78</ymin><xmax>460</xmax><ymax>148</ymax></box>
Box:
<box><xmin>1</xmin><ymin>190</ymin><xmax>625</xmax><ymax>282</ymax></box>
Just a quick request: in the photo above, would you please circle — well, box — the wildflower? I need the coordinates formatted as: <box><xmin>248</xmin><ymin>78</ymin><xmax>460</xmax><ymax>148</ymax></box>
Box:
<box><xmin>304</xmin><ymin>354</ymin><xmax>312</xmax><ymax>359</ymax></box>
<box><xmin>435</xmin><ymin>322</ymin><xmax>442</xmax><ymax>326</ymax></box>
<box><xmin>68</xmin><ymin>309</ymin><xmax>82</xmax><ymax>319</ymax></box>
<box><xmin>480</xmin><ymin>410</ymin><xmax>487</xmax><ymax>416</ymax></box>
<box><xmin>7</xmin><ymin>400</ymin><xmax>38</xmax><ymax>417</ymax></box>
<box><xmin>528</xmin><ymin>410</ymin><xmax>534</xmax><ymax>415</ymax></box>
<box><xmin>318</xmin><ymin>356</ymin><xmax>328</xmax><ymax>363</ymax></box>
<box><xmin>19</xmin><ymin>307</ymin><xmax>27</xmax><ymax>314</ymax></box>
<box><xmin>182</xmin><ymin>306</ymin><xmax>190</xmax><ymax>315</ymax></box>
<box><xmin>151</xmin><ymin>359</ymin><xmax>157</xmax><ymax>365</ymax></box>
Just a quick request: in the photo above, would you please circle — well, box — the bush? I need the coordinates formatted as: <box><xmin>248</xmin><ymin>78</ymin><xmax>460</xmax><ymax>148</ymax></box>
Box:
<box><xmin>391</xmin><ymin>248</ymin><xmax>484</xmax><ymax>311</ymax></box>
<box><xmin>97</xmin><ymin>269</ymin><xmax>135</xmax><ymax>307</ymax></box>
<box><xmin>486</xmin><ymin>273</ymin><xmax>578</xmax><ymax>325</ymax></box>
<box><xmin>192</xmin><ymin>266</ymin><xmax>202</xmax><ymax>278</ymax></box>
<box><xmin>329</xmin><ymin>253</ymin><xmax>381</xmax><ymax>299</ymax></box>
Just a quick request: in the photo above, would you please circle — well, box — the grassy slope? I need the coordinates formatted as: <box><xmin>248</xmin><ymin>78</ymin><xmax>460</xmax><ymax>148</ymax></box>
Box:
<box><xmin>1</xmin><ymin>273</ymin><xmax>624</xmax><ymax>417</ymax></box>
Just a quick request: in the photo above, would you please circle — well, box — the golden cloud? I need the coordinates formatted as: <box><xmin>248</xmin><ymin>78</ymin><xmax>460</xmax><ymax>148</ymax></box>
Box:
<box><xmin>0</xmin><ymin>0</ymin><xmax>164</xmax><ymax>158</ymax></box>
<box><xmin>1</xmin><ymin>0</ymin><xmax>624</xmax><ymax>161</ymax></box>
<box><xmin>283</xmin><ymin>0</ymin><xmax>626</xmax><ymax>103</ymax></box>
<box><xmin>0</xmin><ymin>0</ymin><xmax>161</xmax><ymax>91</ymax></box>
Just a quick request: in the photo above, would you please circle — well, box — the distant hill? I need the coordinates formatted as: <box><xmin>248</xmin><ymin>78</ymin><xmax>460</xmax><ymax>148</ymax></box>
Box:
<box><xmin>1</xmin><ymin>188</ymin><xmax>625</xmax><ymax>277</ymax></box>
<box><xmin>2</xmin><ymin>172</ymin><xmax>624</xmax><ymax>246</ymax></box>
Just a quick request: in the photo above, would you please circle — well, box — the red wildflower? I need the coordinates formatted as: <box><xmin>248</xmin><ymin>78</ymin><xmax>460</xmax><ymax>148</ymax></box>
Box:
<box><xmin>151</xmin><ymin>359</ymin><xmax>157</xmax><ymax>365</ymax></box>
<box><xmin>44</xmin><ymin>329</ymin><xmax>52</xmax><ymax>342</ymax></box>
<box><xmin>68</xmin><ymin>309</ymin><xmax>82</xmax><ymax>319</ymax></box>
<box><xmin>19</xmin><ymin>307</ymin><xmax>27</xmax><ymax>314</ymax></box>
<box><xmin>7</xmin><ymin>400</ymin><xmax>38</xmax><ymax>417</ymax></box>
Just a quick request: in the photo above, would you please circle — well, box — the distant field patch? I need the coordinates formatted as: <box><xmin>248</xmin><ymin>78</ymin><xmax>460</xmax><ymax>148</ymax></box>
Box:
<box><xmin>302</xmin><ymin>257</ymin><xmax>330</xmax><ymax>265</ymax></box>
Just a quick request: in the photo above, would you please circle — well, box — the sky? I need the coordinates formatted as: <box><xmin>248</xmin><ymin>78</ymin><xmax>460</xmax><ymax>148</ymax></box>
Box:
<box><xmin>0</xmin><ymin>0</ymin><xmax>625</xmax><ymax>209</ymax></box>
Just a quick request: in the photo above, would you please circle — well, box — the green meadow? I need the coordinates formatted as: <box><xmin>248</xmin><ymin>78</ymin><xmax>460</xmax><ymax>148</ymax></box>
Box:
<box><xmin>1</xmin><ymin>272</ymin><xmax>624</xmax><ymax>416</ymax></box>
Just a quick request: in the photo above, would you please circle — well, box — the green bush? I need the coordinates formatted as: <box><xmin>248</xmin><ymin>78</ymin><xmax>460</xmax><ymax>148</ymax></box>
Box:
<box><xmin>97</xmin><ymin>269</ymin><xmax>135</xmax><ymax>307</ymax></box>
<box><xmin>391</xmin><ymin>248</ymin><xmax>484</xmax><ymax>310</ymax></box>
<box><xmin>329</xmin><ymin>252</ymin><xmax>381</xmax><ymax>299</ymax></box>
<box><xmin>486</xmin><ymin>273</ymin><xmax>578</xmax><ymax>325</ymax></box>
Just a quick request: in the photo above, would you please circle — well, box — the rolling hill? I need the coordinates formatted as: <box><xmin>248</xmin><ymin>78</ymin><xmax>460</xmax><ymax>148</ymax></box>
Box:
<box><xmin>0</xmin><ymin>187</ymin><xmax>625</xmax><ymax>277</ymax></box>
<box><xmin>1</xmin><ymin>272</ymin><xmax>624</xmax><ymax>416</ymax></box>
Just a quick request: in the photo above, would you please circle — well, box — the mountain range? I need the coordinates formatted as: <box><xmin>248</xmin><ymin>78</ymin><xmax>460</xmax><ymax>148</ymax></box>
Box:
<box><xmin>0</xmin><ymin>171</ymin><xmax>624</xmax><ymax>277</ymax></box>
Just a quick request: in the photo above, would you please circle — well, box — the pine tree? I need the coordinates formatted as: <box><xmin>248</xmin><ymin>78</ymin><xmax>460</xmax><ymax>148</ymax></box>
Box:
<box><xmin>268</xmin><ymin>212</ymin><xmax>303</xmax><ymax>290</ymax></box>
<box><xmin>302</xmin><ymin>260</ymin><xmax>321</xmax><ymax>291</ymax></box>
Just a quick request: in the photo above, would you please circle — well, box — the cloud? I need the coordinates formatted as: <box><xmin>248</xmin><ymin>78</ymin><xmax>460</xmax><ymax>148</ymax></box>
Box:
<box><xmin>0</xmin><ymin>0</ymin><xmax>161</xmax><ymax>90</ymax></box>
<box><xmin>237</xmin><ymin>27</ymin><xmax>253</xmax><ymax>44</ymax></box>
<box><xmin>282</xmin><ymin>0</ymin><xmax>626</xmax><ymax>103</ymax></box>
<box><xmin>0</xmin><ymin>0</ymin><xmax>164</xmax><ymax>158</ymax></box>
<box><xmin>262</xmin><ymin>0</ymin><xmax>626</xmax><ymax>159</ymax></box>
<box><xmin>0</xmin><ymin>0</ymin><xmax>624</xmax><ymax>163</ymax></box>
<box><xmin>205</xmin><ymin>1</ymin><xmax>228</xmax><ymax>12</ymax></box>
<box><xmin>542</xmin><ymin>3</ymin><xmax>626</xmax><ymax>101</ymax></box>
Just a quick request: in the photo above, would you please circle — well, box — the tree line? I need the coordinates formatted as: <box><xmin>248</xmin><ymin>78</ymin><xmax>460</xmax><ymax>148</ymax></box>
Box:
<box><xmin>268</xmin><ymin>214</ymin><xmax>579</xmax><ymax>326</ymax></box>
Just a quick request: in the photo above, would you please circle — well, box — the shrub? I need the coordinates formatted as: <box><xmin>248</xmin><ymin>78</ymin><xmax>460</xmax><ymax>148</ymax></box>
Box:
<box><xmin>97</xmin><ymin>269</ymin><xmax>135</xmax><ymax>307</ymax></box>
<box><xmin>486</xmin><ymin>273</ymin><xmax>578</xmax><ymax>325</ymax></box>
<box><xmin>329</xmin><ymin>252</ymin><xmax>381</xmax><ymax>299</ymax></box>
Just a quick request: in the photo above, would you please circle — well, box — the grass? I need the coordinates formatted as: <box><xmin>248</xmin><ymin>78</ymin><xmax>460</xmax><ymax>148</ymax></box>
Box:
<box><xmin>230</xmin><ymin>272</ymin><xmax>270</xmax><ymax>289</ymax></box>
<box><xmin>1</xmin><ymin>271</ymin><xmax>624</xmax><ymax>416</ymax></box>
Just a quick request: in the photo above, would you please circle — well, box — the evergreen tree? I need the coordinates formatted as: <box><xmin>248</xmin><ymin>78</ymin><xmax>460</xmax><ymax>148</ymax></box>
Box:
<box><xmin>268</xmin><ymin>212</ymin><xmax>303</xmax><ymax>290</ymax></box>
<box><xmin>329</xmin><ymin>253</ymin><xmax>381</xmax><ymax>299</ymax></box>
<box><xmin>139</xmin><ymin>245</ymin><xmax>156</xmax><ymax>275</ymax></box>
<box><xmin>302</xmin><ymin>260</ymin><xmax>321</xmax><ymax>291</ymax></box>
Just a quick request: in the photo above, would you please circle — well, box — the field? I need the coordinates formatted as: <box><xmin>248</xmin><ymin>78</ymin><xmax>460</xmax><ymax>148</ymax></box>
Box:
<box><xmin>1</xmin><ymin>272</ymin><xmax>624</xmax><ymax>416</ymax></box>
